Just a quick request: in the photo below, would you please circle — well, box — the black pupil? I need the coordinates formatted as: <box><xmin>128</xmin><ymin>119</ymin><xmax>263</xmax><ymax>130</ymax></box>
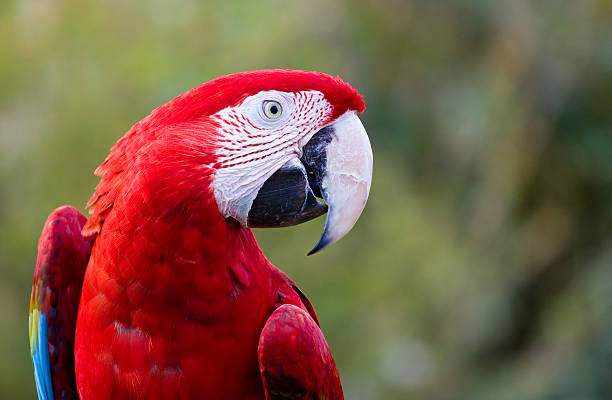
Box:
<box><xmin>269</xmin><ymin>104</ymin><xmax>278</xmax><ymax>115</ymax></box>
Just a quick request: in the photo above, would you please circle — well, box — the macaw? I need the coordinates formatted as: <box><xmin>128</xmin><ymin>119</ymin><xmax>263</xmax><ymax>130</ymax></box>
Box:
<box><xmin>29</xmin><ymin>69</ymin><xmax>373</xmax><ymax>400</ymax></box>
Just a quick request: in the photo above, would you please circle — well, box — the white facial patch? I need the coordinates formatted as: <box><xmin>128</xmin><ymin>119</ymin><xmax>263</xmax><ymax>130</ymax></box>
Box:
<box><xmin>211</xmin><ymin>90</ymin><xmax>333</xmax><ymax>226</ymax></box>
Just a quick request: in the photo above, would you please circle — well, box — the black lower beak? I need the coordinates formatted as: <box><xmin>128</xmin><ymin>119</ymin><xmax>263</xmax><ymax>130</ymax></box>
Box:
<box><xmin>247</xmin><ymin>157</ymin><xmax>327</xmax><ymax>228</ymax></box>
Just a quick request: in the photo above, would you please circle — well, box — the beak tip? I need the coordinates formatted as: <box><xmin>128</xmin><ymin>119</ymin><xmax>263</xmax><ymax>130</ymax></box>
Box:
<box><xmin>307</xmin><ymin>233</ymin><xmax>332</xmax><ymax>256</ymax></box>
<box><xmin>306</xmin><ymin>247</ymin><xmax>319</xmax><ymax>256</ymax></box>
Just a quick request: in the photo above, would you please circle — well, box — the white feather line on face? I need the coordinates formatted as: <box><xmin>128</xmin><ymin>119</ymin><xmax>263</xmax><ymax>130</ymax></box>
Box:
<box><xmin>212</xmin><ymin>90</ymin><xmax>333</xmax><ymax>226</ymax></box>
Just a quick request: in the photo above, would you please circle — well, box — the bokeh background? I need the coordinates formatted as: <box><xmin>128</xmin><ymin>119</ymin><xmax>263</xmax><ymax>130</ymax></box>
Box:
<box><xmin>2</xmin><ymin>1</ymin><xmax>612</xmax><ymax>399</ymax></box>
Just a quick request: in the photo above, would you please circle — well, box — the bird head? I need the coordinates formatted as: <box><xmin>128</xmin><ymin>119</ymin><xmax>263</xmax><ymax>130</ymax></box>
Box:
<box><xmin>84</xmin><ymin>70</ymin><xmax>372</xmax><ymax>254</ymax></box>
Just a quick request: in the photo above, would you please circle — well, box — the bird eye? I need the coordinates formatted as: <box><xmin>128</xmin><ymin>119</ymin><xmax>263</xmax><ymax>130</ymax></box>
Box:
<box><xmin>262</xmin><ymin>100</ymin><xmax>282</xmax><ymax>119</ymax></box>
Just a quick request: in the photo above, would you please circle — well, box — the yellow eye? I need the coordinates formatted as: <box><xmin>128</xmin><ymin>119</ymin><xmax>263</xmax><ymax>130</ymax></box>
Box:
<box><xmin>263</xmin><ymin>100</ymin><xmax>283</xmax><ymax>119</ymax></box>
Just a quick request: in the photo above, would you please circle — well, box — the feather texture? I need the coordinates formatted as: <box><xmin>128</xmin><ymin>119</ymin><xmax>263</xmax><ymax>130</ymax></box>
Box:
<box><xmin>31</xmin><ymin>70</ymin><xmax>364</xmax><ymax>399</ymax></box>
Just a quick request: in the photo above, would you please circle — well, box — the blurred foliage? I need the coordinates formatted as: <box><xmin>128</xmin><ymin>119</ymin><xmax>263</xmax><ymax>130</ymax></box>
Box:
<box><xmin>1</xmin><ymin>0</ymin><xmax>612</xmax><ymax>399</ymax></box>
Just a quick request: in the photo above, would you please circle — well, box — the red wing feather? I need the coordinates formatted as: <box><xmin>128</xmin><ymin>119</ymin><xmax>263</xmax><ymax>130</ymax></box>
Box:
<box><xmin>258</xmin><ymin>304</ymin><xmax>343</xmax><ymax>400</ymax></box>
<box><xmin>30</xmin><ymin>206</ymin><xmax>96</xmax><ymax>400</ymax></box>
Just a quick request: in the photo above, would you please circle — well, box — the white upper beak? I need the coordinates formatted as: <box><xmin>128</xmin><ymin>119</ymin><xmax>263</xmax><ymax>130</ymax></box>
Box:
<box><xmin>308</xmin><ymin>111</ymin><xmax>373</xmax><ymax>254</ymax></box>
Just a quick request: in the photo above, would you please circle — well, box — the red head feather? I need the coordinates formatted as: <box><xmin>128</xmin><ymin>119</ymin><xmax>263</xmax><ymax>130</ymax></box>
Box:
<box><xmin>144</xmin><ymin>69</ymin><xmax>365</xmax><ymax>129</ymax></box>
<box><xmin>82</xmin><ymin>70</ymin><xmax>365</xmax><ymax>235</ymax></box>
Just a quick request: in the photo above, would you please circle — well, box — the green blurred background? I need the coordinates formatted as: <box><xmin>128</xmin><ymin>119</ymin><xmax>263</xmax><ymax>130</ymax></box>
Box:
<box><xmin>2</xmin><ymin>1</ymin><xmax>612</xmax><ymax>399</ymax></box>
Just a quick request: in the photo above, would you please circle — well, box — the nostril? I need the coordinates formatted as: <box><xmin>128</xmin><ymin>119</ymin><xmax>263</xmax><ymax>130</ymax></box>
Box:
<box><xmin>305</xmin><ymin>167</ymin><xmax>321</xmax><ymax>199</ymax></box>
<box><xmin>300</xmin><ymin>126</ymin><xmax>335</xmax><ymax>201</ymax></box>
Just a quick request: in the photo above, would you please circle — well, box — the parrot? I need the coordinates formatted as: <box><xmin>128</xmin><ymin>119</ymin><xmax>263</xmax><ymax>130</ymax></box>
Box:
<box><xmin>28</xmin><ymin>69</ymin><xmax>373</xmax><ymax>400</ymax></box>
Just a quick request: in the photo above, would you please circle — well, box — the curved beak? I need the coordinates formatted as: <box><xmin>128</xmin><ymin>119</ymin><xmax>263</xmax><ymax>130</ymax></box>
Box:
<box><xmin>247</xmin><ymin>111</ymin><xmax>373</xmax><ymax>255</ymax></box>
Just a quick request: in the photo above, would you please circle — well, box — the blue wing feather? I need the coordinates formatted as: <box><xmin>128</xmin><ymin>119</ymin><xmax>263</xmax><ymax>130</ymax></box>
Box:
<box><xmin>32</xmin><ymin>312</ymin><xmax>54</xmax><ymax>400</ymax></box>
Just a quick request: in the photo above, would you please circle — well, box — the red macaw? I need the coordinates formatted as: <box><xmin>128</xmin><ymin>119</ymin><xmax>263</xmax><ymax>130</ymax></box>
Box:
<box><xmin>29</xmin><ymin>69</ymin><xmax>373</xmax><ymax>400</ymax></box>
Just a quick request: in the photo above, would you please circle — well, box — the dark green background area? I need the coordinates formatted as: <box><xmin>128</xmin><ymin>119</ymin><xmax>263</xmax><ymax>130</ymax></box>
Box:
<box><xmin>2</xmin><ymin>1</ymin><xmax>611</xmax><ymax>399</ymax></box>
